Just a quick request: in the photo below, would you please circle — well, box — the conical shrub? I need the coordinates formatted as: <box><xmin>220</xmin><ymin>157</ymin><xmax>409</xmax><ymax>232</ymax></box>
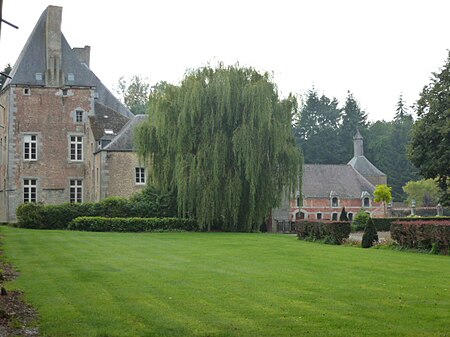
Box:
<box><xmin>361</xmin><ymin>218</ymin><xmax>378</xmax><ymax>248</ymax></box>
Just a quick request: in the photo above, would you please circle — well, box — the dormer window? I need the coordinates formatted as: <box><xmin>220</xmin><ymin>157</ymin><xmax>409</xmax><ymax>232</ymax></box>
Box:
<box><xmin>35</xmin><ymin>73</ymin><xmax>43</xmax><ymax>81</ymax></box>
<box><xmin>331</xmin><ymin>197</ymin><xmax>339</xmax><ymax>207</ymax></box>
<box><xmin>68</xmin><ymin>73</ymin><xmax>75</xmax><ymax>82</ymax></box>
<box><xmin>361</xmin><ymin>191</ymin><xmax>371</xmax><ymax>208</ymax></box>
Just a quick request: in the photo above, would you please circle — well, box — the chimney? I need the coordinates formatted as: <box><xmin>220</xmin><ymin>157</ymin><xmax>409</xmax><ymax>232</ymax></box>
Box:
<box><xmin>353</xmin><ymin>129</ymin><xmax>364</xmax><ymax>157</ymax></box>
<box><xmin>45</xmin><ymin>6</ymin><xmax>64</xmax><ymax>87</ymax></box>
<box><xmin>73</xmin><ymin>46</ymin><xmax>91</xmax><ymax>68</ymax></box>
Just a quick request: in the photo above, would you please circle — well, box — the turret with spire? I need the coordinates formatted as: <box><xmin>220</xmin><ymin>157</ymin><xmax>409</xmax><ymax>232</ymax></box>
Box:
<box><xmin>348</xmin><ymin>130</ymin><xmax>387</xmax><ymax>186</ymax></box>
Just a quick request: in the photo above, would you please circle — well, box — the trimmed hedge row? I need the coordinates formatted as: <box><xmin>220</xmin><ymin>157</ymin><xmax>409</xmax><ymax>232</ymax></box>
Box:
<box><xmin>296</xmin><ymin>221</ymin><xmax>351</xmax><ymax>245</ymax></box>
<box><xmin>68</xmin><ymin>217</ymin><xmax>199</xmax><ymax>232</ymax></box>
<box><xmin>390</xmin><ymin>220</ymin><xmax>450</xmax><ymax>254</ymax></box>
<box><xmin>371</xmin><ymin>217</ymin><xmax>450</xmax><ymax>232</ymax></box>
<box><xmin>15</xmin><ymin>196</ymin><xmax>177</xmax><ymax>229</ymax></box>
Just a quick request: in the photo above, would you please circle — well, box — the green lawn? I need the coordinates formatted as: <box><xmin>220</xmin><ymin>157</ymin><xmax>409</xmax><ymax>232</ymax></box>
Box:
<box><xmin>1</xmin><ymin>226</ymin><xmax>449</xmax><ymax>337</ymax></box>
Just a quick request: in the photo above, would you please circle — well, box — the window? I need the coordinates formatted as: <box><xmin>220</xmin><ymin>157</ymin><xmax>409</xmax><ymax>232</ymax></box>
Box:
<box><xmin>70</xmin><ymin>136</ymin><xmax>83</xmax><ymax>161</ymax></box>
<box><xmin>23</xmin><ymin>134</ymin><xmax>37</xmax><ymax>160</ymax></box>
<box><xmin>331</xmin><ymin>197</ymin><xmax>338</xmax><ymax>207</ymax></box>
<box><xmin>23</xmin><ymin>179</ymin><xmax>37</xmax><ymax>203</ymax></box>
<box><xmin>70</xmin><ymin>180</ymin><xmax>83</xmax><ymax>203</ymax></box>
<box><xmin>75</xmin><ymin>110</ymin><xmax>83</xmax><ymax>123</ymax></box>
<box><xmin>363</xmin><ymin>197</ymin><xmax>370</xmax><ymax>208</ymax></box>
<box><xmin>68</xmin><ymin>73</ymin><xmax>75</xmax><ymax>81</ymax></box>
<box><xmin>348</xmin><ymin>213</ymin><xmax>353</xmax><ymax>221</ymax></box>
<box><xmin>62</xmin><ymin>89</ymin><xmax>68</xmax><ymax>96</ymax></box>
<box><xmin>135</xmin><ymin>167</ymin><xmax>146</xmax><ymax>184</ymax></box>
<box><xmin>35</xmin><ymin>73</ymin><xmax>43</xmax><ymax>81</ymax></box>
<box><xmin>317</xmin><ymin>213</ymin><xmax>322</xmax><ymax>220</ymax></box>
<box><xmin>23</xmin><ymin>88</ymin><xmax>30</xmax><ymax>95</ymax></box>
<box><xmin>332</xmin><ymin>213</ymin><xmax>338</xmax><ymax>221</ymax></box>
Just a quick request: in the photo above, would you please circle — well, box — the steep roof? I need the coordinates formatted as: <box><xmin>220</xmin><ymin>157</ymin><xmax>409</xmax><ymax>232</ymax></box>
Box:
<box><xmin>88</xmin><ymin>102</ymin><xmax>131</xmax><ymax>141</ymax></box>
<box><xmin>3</xmin><ymin>6</ymin><xmax>133</xmax><ymax>118</ymax></box>
<box><xmin>103</xmin><ymin>115</ymin><xmax>147</xmax><ymax>151</ymax></box>
<box><xmin>302</xmin><ymin>164</ymin><xmax>375</xmax><ymax>198</ymax></box>
<box><xmin>347</xmin><ymin>156</ymin><xmax>386</xmax><ymax>177</ymax></box>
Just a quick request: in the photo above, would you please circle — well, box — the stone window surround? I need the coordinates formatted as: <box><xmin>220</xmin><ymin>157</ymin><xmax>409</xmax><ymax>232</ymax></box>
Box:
<box><xmin>68</xmin><ymin>133</ymin><xmax>84</xmax><ymax>162</ymax></box>
<box><xmin>69</xmin><ymin>178</ymin><xmax>83</xmax><ymax>203</ymax></box>
<box><xmin>22</xmin><ymin>133</ymin><xmax>40</xmax><ymax>161</ymax></box>
<box><xmin>23</xmin><ymin>177</ymin><xmax>38</xmax><ymax>203</ymax></box>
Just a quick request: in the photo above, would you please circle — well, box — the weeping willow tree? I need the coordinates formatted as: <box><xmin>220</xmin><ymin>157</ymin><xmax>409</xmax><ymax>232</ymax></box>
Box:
<box><xmin>135</xmin><ymin>65</ymin><xmax>302</xmax><ymax>232</ymax></box>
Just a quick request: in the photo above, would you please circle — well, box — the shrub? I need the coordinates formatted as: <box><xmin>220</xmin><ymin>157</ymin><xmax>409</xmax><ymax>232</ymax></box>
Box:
<box><xmin>352</xmin><ymin>209</ymin><xmax>370</xmax><ymax>232</ymax></box>
<box><xmin>362</xmin><ymin>218</ymin><xmax>378</xmax><ymax>248</ymax></box>
<box><xmin>68</xmin><ymin>217</ymin><xmax>198</xmax><ymax>232</ymax></box>
<box><xmin>371</xmin><ymin>218</ymin><xmax>396</xmax><ymax>231</ymax></box>
<box><xmin>16</xmin><ymin>203</ymin><xmax>45</xmax><ymax>229</ymax></box>
<box><xmin>296</xmin><ymin>221</ymin><xmax>351</xmax><ymax>245</ymax></box>
<box><xmin>390</xmin><ymin>220</ymin><xmax>450</xmax><ymax>254</ymax></box>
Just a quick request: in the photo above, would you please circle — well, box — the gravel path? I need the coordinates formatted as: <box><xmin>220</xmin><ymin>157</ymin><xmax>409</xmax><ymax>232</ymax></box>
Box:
<box><xmin>349</xmin><ymin>231</ymin><xmax>391</xmax><ymax>242</ymax></box>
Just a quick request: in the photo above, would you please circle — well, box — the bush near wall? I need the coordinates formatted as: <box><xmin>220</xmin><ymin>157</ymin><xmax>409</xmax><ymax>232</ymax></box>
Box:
<box><xmin>68</xmin><ymin>217</ymin><xmax>199</xmax><ymax>232</ymax></box>
<box><xmin>15</xmin><ymin>195</ymin><xmax>178</xmax><ymax>229</ymax></box>
<box><xmin>390</xmin><ymin>220</ymin><xmax>450</xmax><ymax>254</ymax></box>
<box><xmin>296</xmin><ymin>221</ymin><xmax>351</xmax><ymax>245</ymax></box>
<box><xmin>371</xmin><ymin>217</ymin><xmax>450</xmax><ymax>232</ymax></box>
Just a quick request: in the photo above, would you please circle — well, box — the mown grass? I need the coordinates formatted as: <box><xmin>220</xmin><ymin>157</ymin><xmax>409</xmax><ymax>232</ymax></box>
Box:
<box><xmin>1</xmin><ymin>226</ymin><xmax>449</xmax><ymax>337</ymax></box>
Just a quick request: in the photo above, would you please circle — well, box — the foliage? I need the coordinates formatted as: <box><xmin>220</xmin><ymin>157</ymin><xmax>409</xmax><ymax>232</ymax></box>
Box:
<box><xmin>352</xmin><ymin>209</ymin><xmax>370</xmax><ymax>232</ymax></box>
<box><xmin>402</xmin><ymin>179</ymin><xmax>441</xmax><ymax>207</ymax></box>
<box><xmin>294</xmin><ymin>87</ymin><xmax>342</xmax><ymax>163</ymax></box>
<box><xmin>339</xmin><ymin>91</ymin><xmax>368</xmax><ymax>159</ymax></box>
<box><xmin>409</xmin><ymin>51</ymin><xmax>450</xmax><ymax>205</ymax></box>
<box><xmin>394</xmin><ymin>93</ymin><xmax>411</xmax><ymax>121</ymax></box>
<box><xmin>116</xmin><ymin>75</ymin><xmax>150</xmax><ymax>114</ymax></box>
<box><xmin>0</xmin><ymin>63</ymin><xmax>12</xmax><ymax>88</ymax></box>
<box><xmin>296</xmin><ymin>221</ymin><xmax>351</xmax><ymax>245</ymax></box>
<box><xmin>68</xmin><ymin>216</ymin><xmax>198</xmax><ymax>232</ymax></box>
<box><xmin>391</xmin><ymin>220</ymin><xmax>450</xmax><ymax>254</ymax></box>
<box><xmin>361</xmin><ymin>218</ymin><xmax>378</xmax><ymax>248</ymax></box>
<box><xmin>371</xmin><ymin>218</ymin><xmax>397</xmax><ymax>231</ymax></box>
<box><xmin>129</xmin><ymin>185</ymin><xmax>177</xmax><ymax>218</ymax></box>
<box><xmin>339</xmin><ymin>207</ymin><xmax>348</xmax><ymax>221</ymax></box>
<box><xmin>374</xmin><ymin>184</ymin><xmax>392</xmax><ymax>216</ymax></box>
<box><xmin>135</xmin><ymin>64</ymin><xmax>302</xmax><ymax>231</ymax></box>
<box><xmin>15</xmin><ymin>191</ymin><xmax>176</xmax><ymax>229</ymax></box>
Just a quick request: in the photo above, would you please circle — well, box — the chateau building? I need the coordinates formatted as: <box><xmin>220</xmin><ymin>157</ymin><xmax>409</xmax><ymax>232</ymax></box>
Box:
<box><xmin>0</xmin><ymin>6</ymin><xmax>146</xmax><ymax>222</ymax></box>
<box><xmin>270</xmin><ymin>131</ymin><xmax>387</xmax><ymax>231</ymax></box>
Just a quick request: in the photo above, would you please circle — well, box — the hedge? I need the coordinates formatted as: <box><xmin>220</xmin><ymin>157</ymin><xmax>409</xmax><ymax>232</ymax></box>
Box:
<box><xmin>15</xmin><ymin>195</ymin><xmax>178</xmax><ymax>229</ymax></box>
<box><xmin>296</xmin><ymin>221</ymin><xmax>351</xmax><ymax>245</ymax></box>
<box><xmin>68</xmin><ymin>216</ymin><xmax>199</xmax><ymax>232</ymax></box>
<box><xmin>390</xmin><ymin>220</ymin><xmax>450</xmax><ymax>254</ymax></box>
<box><xmin>371</xmin><ymin>217</ymin><xmax>450</xmax><ymax>232</ymax></box>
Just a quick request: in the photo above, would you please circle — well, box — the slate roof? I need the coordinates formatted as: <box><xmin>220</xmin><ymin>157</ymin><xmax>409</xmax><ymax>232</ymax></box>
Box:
<box><xmin>347</xmin><ymin>156</ymin><xmax>386</xmax><ymax>177</ymax></box>
<box><xmin>88</xmin><ymin>102</ymin><xmax>131</xmax><ymax>141</ymax></box>
<box><xmin>302</xmin><ymin>164</ymin><xmax>375</xmax><ymax>199</ymax></box>
<box><xmin>3</xmin><ymin>6</ymin><xmax>133</xmax><ymax>119</ymax></box>
<box><xmin>103</xmin><ymin>115</ymin><xmax>147</xmax><ymax>151</ymax></box>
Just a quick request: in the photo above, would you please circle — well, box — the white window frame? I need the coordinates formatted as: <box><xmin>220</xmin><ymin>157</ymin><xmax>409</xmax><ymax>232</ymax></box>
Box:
<box><xmin>135</xmin><ymin>167</ymin><xmax>146</xmax><ymax>185</ymax></box>
<box><xmin>70</xmin><ymin>179</ymin><xmax>83</xmax><ymax>203</ymax></box>
<box><xmin>23</xmin><ymin>134</ymin><xmax>37</xmax><ymax>161</ymax></box>
<box><xmin>70</xmin><ymin>135</ymin><xmax>83</xmax><ymax>161</ymax></box>
<box><xmin>75</xmin><ymin>110</ymin><xmax>83</xmax><ymax>123</ymax></box>
<box><xmin>23</xmin><ymin>179</ymin><xmax>37</xmax><ymax>203</ymax></box>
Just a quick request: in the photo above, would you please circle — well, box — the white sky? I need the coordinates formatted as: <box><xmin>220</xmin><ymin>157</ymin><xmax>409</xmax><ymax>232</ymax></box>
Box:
<box><xmin>1</xmin><ymin>0</ymin><xmax>449</xmax><ymax>121</ymax></box>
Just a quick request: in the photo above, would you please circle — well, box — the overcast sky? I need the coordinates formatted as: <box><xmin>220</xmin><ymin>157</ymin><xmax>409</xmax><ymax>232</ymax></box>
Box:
<box><xmin>1</xmin><ymin>0</ymin><xmax>449</xmax><ymax>121</ymax></box>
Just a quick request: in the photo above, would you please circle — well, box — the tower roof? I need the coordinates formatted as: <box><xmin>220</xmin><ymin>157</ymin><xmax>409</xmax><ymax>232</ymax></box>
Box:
<box><xmin>3</xmin><ymin>6</ymin><xmax>133</xmax><ymax>119</ymax></box>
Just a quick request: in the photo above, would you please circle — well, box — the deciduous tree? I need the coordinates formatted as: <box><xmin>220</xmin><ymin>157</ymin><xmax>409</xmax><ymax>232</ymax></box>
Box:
<box><xmin>409</xmin><ymin>51</ymin><xmax>450</xmax><ymax>205</ymax></box>
<box><xmin>117</xmin><ymin>75</ymin><xmax>150</xmax><ymax>115</ymax></box>
<box><xmin>135</xmin><ymin>65</ymin><xmax>302</xmax><ymax>231</ymax></box>
<box><xmin>402</xmin><ymin>179</ymin><xmax>440</xmax><ymax>207</ymax></box>
<box><xmin>374</xmin><ymin>184</ymin><xmax>392</xmax><ymax>217</ymax></box>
